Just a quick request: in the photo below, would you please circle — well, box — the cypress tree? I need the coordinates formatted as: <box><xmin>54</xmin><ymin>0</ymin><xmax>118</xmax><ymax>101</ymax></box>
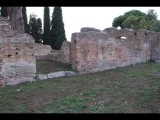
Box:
<box><xmin>28</xmin><ymin>14</ymin><xmax>42</xmax><ymax>43</ymax></box>
<box><xmin>51</xmin><ymin>7</ymin><xmax>66</xmax><ymax>50</ymax></box>
<box><xmin>43</xmin><ymin>7</ymin><xmax>51</xmax><ymax>45</ymax></box>
<box><xmin>36</xmin><ymin>18</ymin><xmax>43</xmax><ymax>43</ymax></box>
<box><xmin>1</xmin><ymin>7</ymin><xmax>8</xmax><ymax>17</ymax></box>
<box><xmin>22</xmin><ymin>7</ymin><xmax>29</xmax><ymax>33</ymax></box>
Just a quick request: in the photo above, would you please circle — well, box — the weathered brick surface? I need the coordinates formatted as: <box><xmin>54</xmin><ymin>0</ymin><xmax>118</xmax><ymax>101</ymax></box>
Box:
<box><xmin>150</xmin><ymin>32</ymin><xmax>160</xmax><ymax>61</ymax></box>
<box><xmin>35</xmin><ymin>54</ymin><xmax>50</xmax><ymax>61</ymax></box>
<box><xmin>71</xmin><ymin>27</ymin><xmax>156</xmax><ymax>73</ymax></box>
<box><xmin>2</xmin><ymin>15</ymin><xmax>160</xmax><ymax>85</ymax></box>
<box><xmin>34</xmin><ymin>43</ymin><xmax>52</xmax><ymax>56</ymax></box>
<box><xmin>36</xmin><ymin>41</ymin><xmax>71</xmax><ymax>64</ymax></box>
<box><xmin>50</xmin><ymin>49</ymin><xmax>59</xmax><ymax>54</ymax></box>
<box><xmin>0</xmin><ymin>17</ymin><xmax>36</xmax><ymax>86</ymax></box>
<box><xmin>58</xmin><ymin>40</ymin><xmax>71</xmax><ymax>63</ymax></box>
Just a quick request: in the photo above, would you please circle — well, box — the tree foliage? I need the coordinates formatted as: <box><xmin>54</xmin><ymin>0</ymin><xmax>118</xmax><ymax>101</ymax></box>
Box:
<box><xmin>154</xmin><ymin>20</ymin><xmax>160</xmax><ymax>32</ymax></box>
<box><xmin>43</xmin><ymin>7</ymin><xmax>51</xmax><ymax>45</ymax></box>
<box><xmin>28</xmin><ymin>14</ymin><xmax>43</xmax><ymax>43</ymax></box>
<box><xmin>112</xmin><ymin>15</ymin><xmax>124</xmax><ymax>28</ymax></box>
<box><xmin>1</xmin><ymin>7</ymin><xmax>8</xmax><ymax>17</ymax></box>
<box><xmin>122</xmin><ymin>14</ymin><xmax>157</xmax><ymax>30</ymax></box>
<box><xmin>147</xmin><ymin>9</ymin><xmax>158</xmax><ymax>19</ymax></box>
<box><xmin>146</xmin><ymin>9</ymin><xmax>160</xmax><ymax>32</ymax></box>
<box><xmin>112</xmin><ymin>9</ymin><xmax>159</xmax><ymax>31</ymax></box>
<box><xmin>51</xmin><ymin>7</ymin><xmax>66</xmax><ymax>50</ymax></box>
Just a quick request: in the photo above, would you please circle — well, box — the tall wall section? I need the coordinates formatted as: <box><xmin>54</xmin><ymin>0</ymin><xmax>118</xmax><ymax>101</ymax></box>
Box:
<box><xmin>150</xmin><ymin>32</ymin><xmax>160</xmax><ymax>61</ymax></box>
<box><xmin>71</xmin><ymin>27</ymin><xmax>155</xmax><ymax>73</ymax></box>
<box><xmin>0</xmin><ymin>17</ymin><xmax>36</xmax><ymax>86</ymax></box>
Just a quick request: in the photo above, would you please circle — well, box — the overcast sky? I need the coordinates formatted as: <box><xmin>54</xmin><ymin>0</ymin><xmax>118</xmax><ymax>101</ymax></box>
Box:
<box><xmin>26</xmin><ymin>7</ymin><xmax>160</xmax><ymax>41</ymax></box>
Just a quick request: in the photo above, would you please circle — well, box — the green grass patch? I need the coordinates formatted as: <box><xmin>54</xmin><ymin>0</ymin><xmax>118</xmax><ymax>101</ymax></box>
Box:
<box><xmin>36</xmin><ymin>60</ymin><xmax>72</xmax><ymax>74</ymax></box>
<box><xmin>0</xmin><ymin>61</ymin><xmax>160</xmax><ymax>113</ymax></box>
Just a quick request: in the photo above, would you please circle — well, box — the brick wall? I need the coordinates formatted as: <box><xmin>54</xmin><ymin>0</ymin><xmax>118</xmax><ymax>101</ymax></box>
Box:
<box><xmin>0</xmin><ymin>17</ymin><xmax>36</xmax><ymax>86</ymax></box>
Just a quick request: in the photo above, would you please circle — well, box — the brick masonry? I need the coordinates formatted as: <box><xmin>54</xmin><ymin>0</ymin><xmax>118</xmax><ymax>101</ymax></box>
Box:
<box><xmin>71</xmin><ymin>27</ymin><xmax>160</xmax><ymax>73</ymax></box>
<box><xmin>0</xmin><ymin>17</ymin><xmax>36</xmax><ymax>86</ymax></box>
<box><xmin>1</xmin><ymin>16</ymin><xmax>160</xmax><ymax>85</ymax></box>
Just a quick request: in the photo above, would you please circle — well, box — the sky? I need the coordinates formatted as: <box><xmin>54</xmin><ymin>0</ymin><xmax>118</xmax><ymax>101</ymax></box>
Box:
<box><xmin>26</xmin><ymin>7</ymin><xmax>160</xmax><ymax>41</ymax></box>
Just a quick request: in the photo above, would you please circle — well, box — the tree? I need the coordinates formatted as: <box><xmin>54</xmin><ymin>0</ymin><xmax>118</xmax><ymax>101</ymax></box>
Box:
<box><xmin>112</xmin><ymin>15</ymin><xmax>124</xmax><ymax>28</ymax></box>
<box><xmin>22</xmin><ymin>7</ymin><xmax>29</xmax><ymax>33</ymax></box>
<box><xmin>6</xmin><ymin>7</ymin><xmax>24</xmax><ymax>33</ymax></box>
<box><xmin>36</xmin><ymin>18</ymin><xmax>43</xmax><ymax>43</ymax></box>
<box><xmin>154</xmin><ymin>20</ymin><xmax>160</xmax><ymax>32</ymax></box>
<box><xmin>43</xmin><ymin>7</ymin><xmax>51</xmax><ymax>45</ymax></box>
<box><xmin>146</xmin><ymin>9</ymin><xmax>160</xmax><ymax>32</ymax></box>
<box><xmin>1</xmin><ymin>7</ymin><xmax>8</xmax><ymax>17</ymax></box>
<box><xmin>51</xmin><ymin>7</ymin><xmax>66</xmax><ymax>50</ymax></box>
<box><xmin>28</xmin><ymin>14</ymin><xmax>43</xmax><ymax>43</ymax></box>
<box><xmin>122</xmin><ymin>14</ymin><xmax>157</xmax><ymax>30</ymax></box>
<box><xmin>147</xmin><ymin>9</ymin><xmax>158</xmax><ymax>19</ymax></box>
<box><xmin>112</xmin><ymin>10</ymin><xmax>152</xmax><ymax>30</ymax></box>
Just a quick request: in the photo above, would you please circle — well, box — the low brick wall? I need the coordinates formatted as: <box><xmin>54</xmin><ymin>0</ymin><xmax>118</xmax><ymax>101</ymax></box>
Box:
<box><xmin>34</xmin><ymin>43</ymin><xmax>52</xmax><ymax>56</ymax></box>
<box><xmin>35</xmin><ymin>41</ymin><xmax>71</xmax><ymax>64</ymax></box>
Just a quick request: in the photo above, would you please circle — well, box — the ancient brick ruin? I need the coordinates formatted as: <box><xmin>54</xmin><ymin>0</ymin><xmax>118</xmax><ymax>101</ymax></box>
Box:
<box><xmin>57</xmin><ymin>40</ymin><xmax>71</xmax><ymax>64</ymax></box>
<box><xmin>71</xmin><ymin>27</ymin><xmax>160</xmax><ymax>73</ymax></box>
<box><xmin>35</xmin><ymin>40</ymin><xmax>71</xmax><ymax>64</ymax></box>
<box><xmin>1</xmin><ymin>16</ymin><xmax>160</xmax><ymax>86</ymax></box>
<box><xmin>34</xmin><ymin>43</ymin><xmax>51</xmax><ymax>56</ymax></box>
<box><xmin>0</xmin><ymin>17</ymin><xmax>36</xmax><ymax>86</ymax></box>
<box><xmin>34</xmin><ymin>43</ymin><xmax>52</xmax><ymax>61</ymax></box>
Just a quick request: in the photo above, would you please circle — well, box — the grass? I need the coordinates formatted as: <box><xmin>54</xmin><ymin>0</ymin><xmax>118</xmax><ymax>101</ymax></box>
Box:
<box><xmin>36</xmin><ymin>60</ymin><xmax>72</xmax><ymax>74</ymax></box>
<box><xmin>0</xmin><ymin>61</ymin><xmax>160</xmax><ymax>113</ymax></box>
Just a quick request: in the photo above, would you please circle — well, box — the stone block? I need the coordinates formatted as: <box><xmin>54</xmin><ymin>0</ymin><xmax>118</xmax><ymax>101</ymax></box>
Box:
<box><xmin>65</xmin><ymin>71</ymin><xmax>76</xmax><ymax>76</ymax></box>
<box><xmin>155</xmin><ymin>60</ymin><xmax>160</xmax><ymax>63</ymax></box>
<box><xmin>47</xmin><ymin>71</ymin><xmax>66</xmax><ymax>79</ymax></box>
<box><xmin>37</xmin><ymin>74</ymin><xmax>48</xmax><ymax>80</ymax></box>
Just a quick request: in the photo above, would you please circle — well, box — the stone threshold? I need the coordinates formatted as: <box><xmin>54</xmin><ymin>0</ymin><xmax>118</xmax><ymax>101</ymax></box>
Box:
<box><xmin>36</xmin><ymin>71</ymin><xmax>77</xmax><ymax>80</ymax></box>
<box><xmin>155</xmin><ymin>60</ymin><xmax>160</xmax><ymax>63</ymax></box>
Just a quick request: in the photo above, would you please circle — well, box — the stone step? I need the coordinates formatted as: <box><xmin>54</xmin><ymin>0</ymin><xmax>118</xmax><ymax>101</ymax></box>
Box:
<box><xmin>155</xmin><ymin>60</ymin><xmax>160</xmax><ymax>63</ymax></box>
<box><xmin>37</xmin><ymin>71</ymin><xmax>77</xmax><ymax>80</ymax></box>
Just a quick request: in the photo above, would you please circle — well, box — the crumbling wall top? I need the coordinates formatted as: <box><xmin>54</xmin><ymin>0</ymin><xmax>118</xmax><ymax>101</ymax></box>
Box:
<box><xmin>80</xmin><ymin>27</ymin><xmax>102</xmax><ymax>32</ymax></box>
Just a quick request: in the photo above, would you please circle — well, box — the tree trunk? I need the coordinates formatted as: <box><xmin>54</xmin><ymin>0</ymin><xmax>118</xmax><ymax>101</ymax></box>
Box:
<box><xmin>6</xmin><ymin>7</ymin><xmax>24</xmax><ymax>33</ymax></box>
